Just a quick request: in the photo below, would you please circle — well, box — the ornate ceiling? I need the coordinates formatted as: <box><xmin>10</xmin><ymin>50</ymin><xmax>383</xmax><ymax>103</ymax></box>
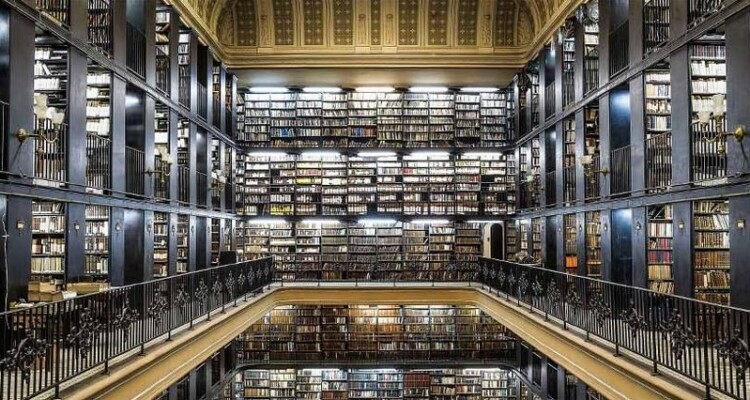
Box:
<box><xmin>172</xmin><ymin>0</ymin><xmax>580</xmax><ymax>69</ymax></box>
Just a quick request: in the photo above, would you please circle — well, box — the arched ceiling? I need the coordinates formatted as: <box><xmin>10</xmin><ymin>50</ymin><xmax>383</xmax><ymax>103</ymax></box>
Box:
<box><xmin>172</xmin><ymin>0</ymin><xmax>581</xmax><ymax>69</ymax></box>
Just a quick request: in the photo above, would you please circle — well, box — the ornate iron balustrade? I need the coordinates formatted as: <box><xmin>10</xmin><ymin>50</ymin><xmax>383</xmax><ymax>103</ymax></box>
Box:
<box><xmin>0</xmin><ymin>257</ymin><xmax>273</xmax><ymax>400</ymax></box>
<box><xmin>645</xmin><ymin>132</ymin><xmax>672</xmax><ymax>192</ymax></box>
<box><xmin>86</xmin><ymin>133</ymin><xmax>111</xmax><ymax>191</ymax></box>
<box><xmin>477</xmin><ymin>257</ymin><xmax>750</xmax><ymax>400</ymax></box>
<box><xmin>610</xmin><ymin>145</ymin><xmax>631</xmax><ymax>196</ymax></box>
<box><xmin>33</xmin><ymin>119</ymin><xmax>68</xmax><ymax>185</ymax></box>
<box><xmin>126</xmin><ymin>23</ymin><xmax>146</xmax><ymax>78</ymax></box>
<box><xmin>609</xmin><ymin>21</ymin><xmax>629</xmax><ymax>77</ymax></box>
<box><xmin>125</xmin><ymin>146</ymin><xmax>145</xmax><ymax>196</ymax></box>
<box><xmin>196</xmin><ymin>171</ymin><xmax>208</xmax><ymax>207</ymax></box>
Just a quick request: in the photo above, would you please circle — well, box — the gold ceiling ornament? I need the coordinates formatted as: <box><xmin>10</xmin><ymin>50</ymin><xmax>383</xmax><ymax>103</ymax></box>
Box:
<box><xmin>169</xmin><ymin>0</ymin><xmax>583</xmax><ymax>69</ymax></box>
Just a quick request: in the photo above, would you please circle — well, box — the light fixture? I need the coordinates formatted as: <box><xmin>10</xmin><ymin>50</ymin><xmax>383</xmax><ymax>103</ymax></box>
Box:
<box><xmin>355</xmin><ymin>86</ymin><xmax>395</xmax><ymax>92</ymax></box>
<box><xmin>18</xmin><ymin>95</ymin><xmax>64</xmax><ymax>142</ymax></box>
<box><xmin>16</xmin><ymin>219</ymin><xmax>25</xmax><ymax>234</ymax></box>
<box><xmin>147</xmin><ymin>219</ymin><xmax>152</xmax><ymax>233</ymax></box>
<box><xmin>460</xmin><ymin>87</ymin><xmax>499</xmax><ymax>93</ymax></box>
<box><xmin>115</xmin><ymin>221</ymin><xmax>122</xmax><ymax>232</ymax></box>
<box><xmin>248</xmin><ymin>87</ymin><xmax>289</xmax><ymax>93</ymax></box>
<box><xmin>358</xmin><ymin>218</ymin><xmax>397</xmax><ymax>226</ymax></box>
<box><xmin>358</xmin><ymin>151</ymin><xmax>396</xmax><ymax>158</ymax></box>
<box><xmin>411</xmin><ymin>219</ymin><xmax>450</xmax><ymax>225</ymax></box>
<box><xmin>301</xmin><ymin>218</ymin><xmax>341</xmax><ymax>226</ymax></box>
<box><xmin>73</xmin><ymin>220</ymin><xmax>81</xmax><ymax>234</ymax></box>
<box><xmin>409</xmin><ymin>86</ymin><xmax>449</xmax><ymax>93</ymax></box>
<box><xmin>737</xmin><ymin>219</ymin><xmax>746</xmax><ymax>230</ymax></box>
<box><xmin>635</xmin><ymin>221</ymin><xmax>642</xmax><ymax>231</ymax></box>
<box><xmin>603</xmin><ymin>223</ymin><xmax>608</xmax><ymax>232</ymax></box>
<box><xmin>678</xmin><ymin>219</ymin><xmax>685</xmax><ymax>231</ymax></box>
<box><xmin>146</xmin><ymin>148</ymin><xmax>173</xmax><ymax>181</ymax></box>
<box><xmin>692</xmin><ymin>94</ymin><xmax>745</xmax><ymax>154</ymax></box>
<box><xmin>251</xmin><ymin>218</ymin><xmax>287</xmax><ymax>225</ymax></box>
<box><xmin>303</xmin><ymin>86</ymin><xmax>342</xmax><ymax>93</ymax></box>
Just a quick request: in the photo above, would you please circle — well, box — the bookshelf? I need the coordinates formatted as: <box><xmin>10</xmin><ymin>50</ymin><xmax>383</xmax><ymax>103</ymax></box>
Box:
<box><xmin>269</xmin><ymin>93</ymin><xmax>298</xmax><ymax>147</ymax></box>
<box><xmin>177</xmin><ymin>118</ymin><xmax>190</xmax><ymax>167</ymax></box>
<box><xmin>88</xmin><ymin>0</ymin><xmax>113</xmax><ymax>56</ymax></box>
<box><xmin>84</xmin><ymin>205</ymin><xmax>109</xmax><ymax>276</ymax></box>
<box><xmin>296</xmin><ymin>221</ymin><xmax>321</xmax><ymax>280</ymax></box>
<box><xmin>241</xmin><ymin>93</ymin><xmax>270</xmax><ymax>144</ymax></box>
<box><xmin>296</xmin><ymin>154</ymin><xmax>323</xmax><ymax>216</ymax></box>
<box><xmin>585</xmin><ymin>211</ymin><xmax>602</xmax><ymax>278</ymax></box>
<box><xmin>456</xmin><ymin>223</ymin><xmax>481</xmax><ymax>276</ymax></box>
<box><xmin>479</xmin><ymin>153</ymin><xmax>516</xmax><ymax>216</ymax></box>
<box><xmin>31</xmin><ymin>201</ymin><xmax>66</xmax><ymax>276</ymax></box>
<box><xmin>563</xmin><ymin>118</ymin><xmax>576</xmax><ymax>204</ymax></box>
<box><xmin>455</xmin><ymin>93</ymin><xmax>480</xmax><ymax>148</ymax></box>
<box><xmin>86</xmin><ymin>62</ymin><xmax>111</xmax><ymax>191</ymax></box>
<box><xmin>644</xmin><ymin>65</ymin><xmax>672</xmax><ymax>191</ymax></box>
<box><xmin>376</xmin><ymin>156</ymin><xmax>402</xmax><ymax>214</ymax></box>
<box><xmin>37</xmin><ymin>0</ymin><xmax>69</xmax><ymax>26</ymax></box>
<box><xmin>348</xmin><ymin>157</ymin><xmax>377</xmax><ymax>215</ymax></box>
<box><xmin>244</xmin><ymin>222</ymin><xmax>270</xmax><ymax>261</ymax></box>
<box><xmin>480</xmin><ymin>92</ymin><xmax>510</xmax><ymax>147</ymax></box>
<box><xmin>690</xmin><ymin>34</ymin><xmax>727</xmax><ymax>185</ymax></box>
<box><xmin>176</xmin><ymin>214</ymin><xmax>189</xmax><ymax>273</ymax></box>
<box><xmin>564</xmin><ymin>214</ymin><xmax>577</xmax><ymax>274</ymax></box>
<box><xmin>211</xmin><ymin>218</ymin><xmax>220</xmax><ymax>266</ymax></box>
<box><xmin>455</xmin><ymin>155</ymin><xmax>480</xmax><ymax>215</ymax></box>
<box><xmin>377</xmin><ymin>224</ymin><xmax>403</xmax><ymax>279</ymax></box>
<box><xmin>322</xmin><ymin>92</ymin><xmax>348</xmax><ymax>147</ymax></box>
<box><xmin>34</xmin><ymin>34</ymin><xmax>68</xmax><ymax>185</ymax></box>
<box><xmin>349</xmin><ymin>224</ymin><xmax>377</xmax><ymax>279</ymax></box>
<box><xmin>269</xmin><ymin>155</ymin><xmax>295</xmax><ymax>216</ymax></box>
<box><xmin>562</xmin><ymin>29</ymin><xmax>575</xmax><ymax>107</ymax></box>
<box><xmin>178</xmin><ymin>32</ymin><xmax>191</xmax><ymax>107</ymax></box>
<box><xmin>429</xmin><ymin>93</ymin><xmax>454</xmax><ymax>147</ymax></box>
<box><xmin>584</xmin><ymin>19</ymin><xmax>600</xmax><ymax>94</ymax></box>
<box><xmin>377</xmin><ymin>92</ymin><xmax>403</xmax><ymax>148</ymax></box>
<box><xmin>584</xmin><ymin>106</ymin><xmax>600</xmax><ymax>201</ymax></box>
<box><xmin>212</xmin><ymin>64</ymin><xmax>222</xmax><ymax>127</ymax></box>
<box><xmin>403</xmin><ymin>223</ymin><xmax>429</xmax><ymax>279</ymax></box>
<box><xmin>269</xmin><ymin>221</ymin><xmax>295</xmax><ymax>280</ymax></box>
<box><xmin>153</xmin><ymin>212</ymin><xmax>169</xmax><ymax>278</ymax></box>
<box><xmin>647</xmin><ymin>205</ymin><xmax>674</xmax><ymax>294</ymax></box>
<box><xmin>297</xmin><ymin>92</ymin><xmax>323</xmax><ymax>145</ymax></box>
<box><xmin>348</xmin><ymin>92</ymin><xmax>378</xmax><ymax>148</ymax></box>
<box><xmin>235</xmin><ymin>220</ymin><xmax>246</xmax><ymax>262</ymax></box>
<box><xmin>531</xmin><ymin>218</ymin><xmax>542</xmax><ymax>262</ymax></box>
<box><xmin>505</xmin><ymin>221</ymin><xmax>518</xmax><ymax>259</ymax></box>
<box><xmin>429</xmin><ymin>224</ymin><xmax>455</xmax><ymax>278</ymax></box>
<box><xmin>643</xmin><ymin>0</ymin><xmax>670</xmax><ymax>55</ymax></box>
<box><xmin>155</xmin><ymin>5</ymin><xmax>170</xmax><ymax>93</ymax></box>
<box><xmin>519</xmin><ymin>221</ymin><xmax>529</xmax><ymax>254</ymax></box>
<box><xmin>321</xmin><ymin>222</ymin><xmax>347</xmax><ymax>279</ymax></box>
<box><xmin>528</xmin><ymin>68</ymin><xmax>540</xmax><ymax>129</ymax></box>
<box><xmin>693</xmin><ymin>199</ymin><xmax>730</xmax><ymax>305</ymax></box>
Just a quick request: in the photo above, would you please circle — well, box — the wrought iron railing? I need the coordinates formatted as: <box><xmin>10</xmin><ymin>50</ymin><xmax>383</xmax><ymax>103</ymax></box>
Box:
<box><xmin>152</xmin><ymin>155</ymin><xmax>170</xmax><ymax>200</ymax></box>
<box><xmin>610</xmin><ymin>145</ymin><xmax>631</xmax><ymax>196</ymax></box>
<box><xmin>126</xmin><ymin>23</ymin><xmax>146</xmax><ymax>78</ymax></box>
<box><xmin>178</xmin><ymin>69</ymin><xmax>190</xmax><ymax>108</ymax></box>
<box><xmin>563</xmin><ymin>164</ymin><xmax>576</xmax><ymax>204</ymax></box>
<box><xmin>643</xmin><ymin>0</ymin><xmax>670</xmax><ymax>55</ymax></box>
<box><xmin>477</xmin><ymin>257</ymin><xmax>750</xmax><ymax>400</ymax></box>
<box><xmin>211</xmin><ymin>178</ymin><xmax>223</xmax><ymax>210</ymax></box>
<box><xmin>197</xmin><ymin>83</ymin><xmax>208</xmax><ymax>119</ymax></box>
<box><xmin>155</xmin><ymin>46</ymin><xmax>170</xmax><ymax>94</ymax></box>
<box><xmin>584</xmin><ymin>155</ymin><xmax>601</xmax><ymax>201</ymax></box>
<box><xmin>689</xmin><ymin>0</ymin><xmax>725</xmax><ymax>25</ymax></box>
<box><xmin>196</xmin><ymin>171</ymin><xmax>208</xmax><ymax>207</ymax></box>
<box><xmin>692</xmin><ymin>123</ymin><xmax>727</xmax><ymax>186</ymax></box>
<box><xmin>178</xmin><ymin>165</ymin><xmax>190</xmax><ymax>204</ymax></box>
<box><xmin>86</xmin><ymin>133</ymin><xmax>111</xmax><ymax>190</ymax></box>
<box><xmin>544</xmin><ymin>82</ymin><xmax>555</xmax><ymax>120</ymax></box>
<box><xmin>562</xmin><ymin>69</ymin><xmax>575</xmax><ymax>108</ymax></box>
<box><xmin>33</xmin><ymin>119</ymin><xmax>67</xmax><ymax>184</ymax></box>
<box><xmin>545</xmin><ymin>170</ymin><xmax>556</xmax><ymax>207</ymax></box>
<box><xmin>645</xmin><ymin>132</ymin><xmax>672</xmax><ymax>192</ymax></box>
<box><xmin>0</xmin><ymin>257</ymin><xmax>273</xmax><ymax>400</ymax></box>
<box><xmin>125</xmin><ymin>146</ymin><xmax>145</xmax><ymax>195</ymax></box>
<box><xmin>36</xmin><ymin>0</ymin><xmax>70</xmax><ymax>26</ymax></box>
<box><xmin>0</xmin><ymin>101</ymin><xmax>7</xmax><ymax>174</ymax></box>
<box><xmin>212</xmin><ymin>94</ymin><xmax>222</xmax><ymax>129</ymax></box>
<box><xmin>608</xmin><ymin>21</ymin><xmax>629</xmax><ymax>77</ymax></box>
<box><xmin>87</xmin><ymin>0</ymin><xmax>113</xmax><ymax>56</ymax></box>
<box><xmin>273</xmin><ymin>259</ymin><xmax>477</xmax><ymax>282</ymax></box>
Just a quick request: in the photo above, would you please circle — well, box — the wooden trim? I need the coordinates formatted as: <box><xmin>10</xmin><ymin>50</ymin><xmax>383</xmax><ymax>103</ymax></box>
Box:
<box><xmin>64</xmin><ymin>285</ymin><xmax>701</xmax><ymax>400</ymax></box>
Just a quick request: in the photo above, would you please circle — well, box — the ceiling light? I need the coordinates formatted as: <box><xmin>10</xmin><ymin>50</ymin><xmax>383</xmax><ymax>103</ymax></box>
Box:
<box><xmin>303</xmin><ymin>87</ymin><xmax>342</xmax><ymax>92</ymax></box>
<box><xmin>301</xmin><ymin>219</ymin><xmax>341</xmax><ymax>225</ymax></box>
<box><xmin>409</xmin><ymin>86</ymin><xmax>449</xmax><ymax>93</ymax></box>
<box><xmin>460</xmin><ymin>87</ymin><xmax>499</xmax><ymax>92</ymax></box>
<box><xmin>355</xmin><ymin>86</ymin><xmax>395</xmax><ymax>92</ymax></box>
<box><xmin>250</xmin><ymin>218</ymin><xmax>287</xmax><ymax>225</ymax></box>
<box><xmin>358</xmin><ymin>218</ymin><xmax>398</xmax><ymax>226</ymax></box>
<box><xmin>301</xmin><ymin>150</ymin><xmax>341</xmax><ymax>159</ymax></box>
<box><xmin>411</xmin><ymin>219</ymin><xmax>451</xmax><ymax>225</ymax></box>
<box><xmin>248</xmin><ymin>87</ymin><xmax>289</xmax><ymax>93</ymax></box>
<box><xmin>358</xmin><ymin>151</ymin><xmax>397</xmax><ymax>158</ymax></box>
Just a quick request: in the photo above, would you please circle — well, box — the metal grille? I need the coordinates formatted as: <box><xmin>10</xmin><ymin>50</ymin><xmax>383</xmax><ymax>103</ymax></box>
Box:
<box><xmin>125</xmin><ymin>146</ymin><xmax>145</xmax><ymax>195</ymax></box>
<box><xmin>692</xmin><ymin>123</ymin><xmax>727</xmax><ymax>185</ymax></box>
<box><xmin>126</xmin><ymin>23</ymin><xmax>146</xmax><ymax>77</ymax></box>
<box><xmin>584</xmin><ymin>155</ymin><xmax>601</xmax><ymax>201</ymax></box>
<box><xmin>178</xmin><ymin>165</ymin><xmax>191</xmax><ymax>203</ymax></box>
<box><xmin>155</xmin><ymin>45</ymin><xmax>170</xmax><ymax>94</ymax></box>
<box><xmin>88</xmin><ymin>0</ymin><xmax>113</xmax><ymax>56</ymax></box>
<box><xmin>563</xmin><ymin>164</ymin><xmax>576</xmax><ymax>204</ymax></box>
<box><xmin>33</xmin><ymin>119</ymin><xmax>67</xmax><ymax>184</ymax></box>
<box><xmin>153</xmin><ymin>155</ymin><xmax>170</xmax><ymax>200</ymax></box>
<box><xmin>196</xmin><ymin>171</ymin><xmax>208</xmax><ymax>207</ymax></box>
<box><xmin>86</xmin><ymin>133</ymin><xmax>111</xmax><ymax>190</ymax></box>
<box><xmin>608</xmin><ymin>21</ymin><xmax>629</xmax><ymax>77</ymax></box>
<box><xmin>645</xmin><ymin>132</ymin><xmax>672</xmax><ymax>192</ymax></box>
<box><xmin>610</xmin><ymin>145</ymin><xmax>631</xmax><ymax>196</ymax></box>
<box><xmin>689</xmin><ymin>0</ymin><xmax>725</xmax><ymax>25</ymax></box>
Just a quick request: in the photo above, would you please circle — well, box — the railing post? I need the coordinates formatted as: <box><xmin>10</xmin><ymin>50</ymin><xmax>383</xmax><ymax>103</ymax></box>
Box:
<box><xmin>649</xmin><ymin>292</ymin><xmax>658</xmax><ymax>375</ymax></box>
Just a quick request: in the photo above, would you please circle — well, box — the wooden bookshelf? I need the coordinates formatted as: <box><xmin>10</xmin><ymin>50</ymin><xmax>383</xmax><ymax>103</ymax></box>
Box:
<box><xmin>153</xmin><ymin>212</ymin><xmax>169</xmax><ymax>278</ymax></box>
<box><xmin>31</xmin><ymin>201</ymin><xmax>66</xmax><ymax>276</ymax></box>
<box><xmin>563</xmin><ymin>118</ymin><xmax>576</xmax><ymax>204</ymax></box>
<box><xmin>647</xmin><ymin>204</ymin><xmax>674</xmax><ymax>294</ymax></box>
<box><xmin>505</xmin><ymin>221</ymin><xmax>518</xmax><ymax>260</ymax></box>
<box><xmin>210</xmin><ymin>218</ymin><xmax>221</xmax><ymax>266</ymax></box>
<box><xmin>177</xmin><ymin>32</ymin><xmax>191</xmax><ymax>107</ymax></box>
<box><xmin>85</xmin><ymin>62</ymin><xmax>112</xmax><ymax>189</ymax></box>
<box><xmin>564</xmin><ymin>214</ymin><xmax>577</xmax><ymax>274</ymax></box>
<box><xmin>643</xmin><ymin>0</ymin><xmax>670</xmax><ymax>55</ymax></box>
<box><xmin>562</xmin><ymin>28</ymin><xmax>575</xmax><ymax>107</ymax></box>
<box><xmin>176</xmin><ymin>214</ymin><xmax>189</xmax><ymax>273</ymax></box>
<box><xmin>480</xmin><ymin>92</ymin><xmax>510</xmax><ymax>147</ymax></box>
<box><xmin>690</xmin><ymin>34</ymin><xmax>727</xmax><ymax>185</ymax></box>
<box><xmin>84</xmin><ymin>205</ymin><xmax>109</xmax><ymax>276</ymax></box>
<box><xmin>693</xmin><ymin>199</ymin><xmax>730</xmax><ymax>305</ymax></box>
<box><xmin>585</xmin><ymin>211</ymin><xmax>602</xmax><ymax>279</ymax></box>
<box><xmin>519</xmin><ymin>220</ymin><xmax>529</xmax><ymax>254</ymax></box>
<box><xmin>455</xmin><ymin>93</ymin><xmax>480</xmax><ymax>148</ymax></box>
<box><xmin>584</xmin><ymin>19</ymin><xmax>600</xmax><ymax>94</ymax></box>
<box><xmin>269</xmin><ymin>221</ymin><xmax>295</xmax><ymax>280</ymax></box>
<box><xmin>34</xmin><ymin>34</ymin><xmax>68</xmax><ymax>186</ymax></box>
<box><xmin>584</xmin><ymin>106</ymin><xmax>600</xmax><ymax>201</ymax></box>
<box><xmin>644</xmin><ymin>65</ymin><xmax>672</xmax><ymax>191</ymax></box>
<box><xmin>531</xmin><ymin>218</ymin><xmax>542</xmax><ymax>262</ymax></box>
<box><xmin>88</xmin><ymin>0</ymin><xmax>113</xmax><ymax>56</ymax></box>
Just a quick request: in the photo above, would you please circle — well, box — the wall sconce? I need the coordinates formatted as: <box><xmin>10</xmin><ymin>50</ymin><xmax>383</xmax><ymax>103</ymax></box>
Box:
<box><xmin>16</xmin><ymin>219</ymin><xmax>25</xmax><ymax>235</ymax></box>
<box><xmin>145</xmin><ymin>149</ymin><xmax>173</xmax><ymax>182</ymax></box>
<box><xmin>146</xmin><ymin>219</ymin><xmax>153</xmax><ymax>234</ymax></box>
<box><xmin>737</xmin><ymin>219</ymin><xmax>745</xmax><ymax>230</ymax></box>
<box><xmin>693</xmin><ymin>94</ymin><xmax>745</xmax><ymax>154</ymax></box>
<box><xmin>635</xmin><ymin>221</ymin><xmax>642</xmax><ymax>231</ymax></box>
<box><xmin>191</xmin><ymin>225</ymin><xmax>195</xmax><ymax>233</ymax></box>
<box><xmin>115</xmin><ymin>221</ymin><xmax>122</xmax><ymax>232</ymax></box>
<box><xmin>73</xmin><ymin>220</ymin><xmax>81</xmax><ymax>236</ymax></box>
<box><xmin>172</xmin><ymin>225</ymin><xmax>177</xmax><ymax>233</ymax></box>
<box><xmin>211</xmin><ymin>170</ymin><xmax>227</xmax><ymax>191</ymax></box>
<box><xmin>578</xmin><ymin>224</ymin><xmax>582</xmax><ymax>232</ymax></box>
<box><xmin>678</xmin><ymin>219</ymin><xmax>685</xmax><ymax>231</ymax></box>
<box><xmin>603</xmin><ymin>223</ymin><xmax>608</xmax><ymax>232</ymax></box>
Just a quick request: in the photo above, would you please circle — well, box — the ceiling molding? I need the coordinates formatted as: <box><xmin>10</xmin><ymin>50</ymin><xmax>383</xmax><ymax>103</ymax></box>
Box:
<box><xmin>169</xmin><ymin>0</ymin><xmax>584</xmax><ymax>69</ymax></box>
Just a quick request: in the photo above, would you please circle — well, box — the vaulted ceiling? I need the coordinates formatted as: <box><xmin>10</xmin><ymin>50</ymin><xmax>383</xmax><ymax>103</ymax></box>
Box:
<box><xmin>172</xmin><ymin>0</ymin><xmax>581</xmax><ymax>69</ymax></box>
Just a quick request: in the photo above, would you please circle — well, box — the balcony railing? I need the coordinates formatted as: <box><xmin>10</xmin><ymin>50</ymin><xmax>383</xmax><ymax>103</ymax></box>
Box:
<box><xmin>86</xmin><ymin>133</ymin><xmax>111</xmax><ymax>190</ymax></box>
<box><xmin>692</xmin><ymin>123</ymin><xmax>727</xmax><ymax>186</ymax></box>
<box><xmin>608</xmin><ymin>21</ymin><xmax>629</xmax><ymax>77</ymax></box>
<box><xmin>211</xmin><ymin>178</ymin><xmax>223</xmax><ymax>210</ymax></box>
<box><xmin>87</xmin><ymin>0</ymin><xmax>113</xmax><ymax>56</ymax></box>
<box><xmin>225</xmin><ymin>106</ymin><xmax>233</xmax><ymax>136</ymax></box>
<box><xmin>36</xmin><ymin>0</ymin><xmax>70</xmax><ymax>26</ymax></box>
<box><xmin>178</xmin><ymin>165</ymin><xmax>191</xmax><ymax>204</ymax></box>
<box><xmin>125</xmin><ymin>146</ymin><xmax>145</xmax><ymax>195</ymax></box>
<box><xmin>0</xmin><ymin>258</ymin><xmax>272</xmax><ymax>400</ymax></box>
<box><xmin>544</xmin><ymin>82</ymin><xmax>555</xmax><ymax>120</ymax></box>
<box><xmin>584</xmin><ymin>155</ymin><xmax>601</xmax><ymax>201</ymax></box>
<box><xmin>645</xmin><ymin>132</ymin><xmax>672</xmax><ymax>192</ymax></box>
<box><xmin>155</xmin><ymin>46</ymin><xmax>170</xmax><ymax>94</ymax></box>
<box><xmin>196</xmin><ymin>171</ymin><xmax>208</xmax><ymax>207</ymax></box>
<box><xmin>197</xmin><ymin>83</ymin><xmax>208</xmax><ymax>119</ymax></box>
<box><xmin>610</xmin><ymin>145</ymin><xmax>631</xmax><ymax>196</ymax></box>
<box><xmin>33</xmin><ymin>119</ymin><xmax>67</xmax><ymax>185</ymax></box>
<box><xmin>689</xmin><ymin>0</ymin><xmax>725</xmax><ymax>25</ymax></box>
<box><xmin>545</xmin><ymin>170</ymin><xmax>556</xmax><ymax>207</ymax></box>
<box><xmin>477</xmin><ymin>257</ymin><xmax>750</xmax><ymax>400</ymax></box>
<box><xmin>212</xmin><ymin>94</ymin><xmax>221</xmax><ymax>128</ymax></box>
<box><xmin>178</xmin><ymin>68</ymin><xmax>190</xmax><ymax>108</ymax></box>
<box><xmin>562</xmin><ymin>70</ymin><xmax>575</xmax><ymax>108</ymax></box>
<box><xmin>126</xmin><ymin>23</ymin><xmax>146</xmax><ymax>78</ymax></box>
<box><xmin>152</xmin><ymin>155</ymin><xmax>170</xmax><ymax>200</ymax></box>
<box><xmin>563</xmin><ymin>164</ymin><xmax>576</xmax><ymax>204</ymax></box>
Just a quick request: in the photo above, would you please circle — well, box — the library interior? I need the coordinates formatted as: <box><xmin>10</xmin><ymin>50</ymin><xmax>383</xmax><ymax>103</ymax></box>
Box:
<box><xmin>1</xmin><ymin>0</ymin><xmax>750</xmax><ymax>399</ymax></box>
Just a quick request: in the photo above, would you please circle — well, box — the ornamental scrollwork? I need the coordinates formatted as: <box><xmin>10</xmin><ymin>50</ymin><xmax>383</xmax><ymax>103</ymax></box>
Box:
<box><xmin>659</xmin><ymin>309</ymin><xmax>697</xmax><ymax>359</ymax></box>
<box><xmin>226</xmin><ymin>272</ymin><xmax>236</xmax><ymax>294</ymax></box>
<box><xmin>566</xmin><ymin>286</ymin><xmax>583</xmax><ymax>310</ymax></box>
<box><xmin>531</xmin><ymin>277</ymin><xmax>544</xmax><ymax>297</ymax></box>
<box><xmin>174</xmin><ymin>284</ymin><xmax>189</xmax><ymax>315</ymax></box>
<box><xmin>112</xmin><ymin>298</ymin><xmax>140</xmax><ymax>341</ymax></box>
<box><xmin>547</xmin><ymin>279</ymin><xmax>562</xmax><ymax>313</ymax></box>
<box><xmin>66</xmin><ymin>307</ymin><xmax>103</xmax><ymax>359</ymax></box>
<box><xmin>497</xmin><ymin>269</ymin><xmax>506</xmax><ymax>287</ymax></box>
<box><xmin>619</xmin><ymin>299</ymin><xmax>648</xmax><ymax>338</ymax></box>
<box><xmin>195</xmin><ymin>279</ymin><xmax>209</xmax><ymax>304</ymax></box>
<box><xmin>714</xmin><ymin>328</ymin><xmax>750</xmax><ymax>380</ymax></box>
<box><xmin>518</xmin><ymin>272</ymin><xmax>529</xmax><ymax>297</ymax></box>
<box><xmin>147</xmin><ymin>289</ymin><xmax>169</xmax><ymax>328</ymax></box>
<box><xmin>506</xmin><ymin>272</ymin><xmax>516</xmax><ymax>290</ymax></box>
<box><xmin>212</xmin><ymin>279</ymin><xmax>224</xmax><ymax>300</ymax></box>
<box><xmin>588</xmin><ymin>290</ymin><xmax>611</xmax><ymax>328</ymax></box>
<box><xmin>0</xmin><ymin>336</ymin><xmax>49</xmax><ymax>382</ymax></box>
<box><xmin>237</xmin><ymin>272</ymin><xmax>247</xmax><ymax>289</ymax></box>
<box><xmin>247</xmin><ymin>269</ymin><xmax>256</xmax><ymax>285</ymax></box>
